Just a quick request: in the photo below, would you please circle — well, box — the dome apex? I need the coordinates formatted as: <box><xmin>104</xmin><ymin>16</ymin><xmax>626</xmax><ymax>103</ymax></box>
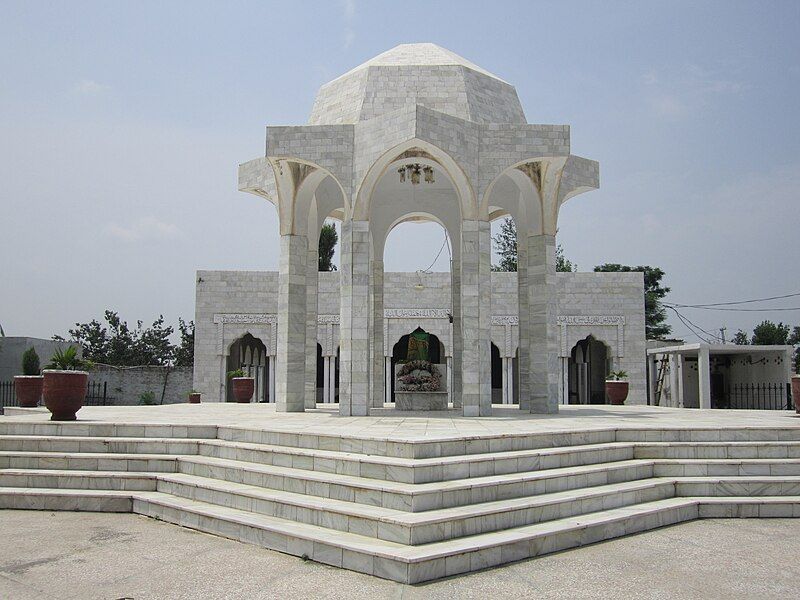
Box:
<box><xmin>308</xmin><ymin>43</ymin><xmax>526</xmax><ymax>126</ymax></box>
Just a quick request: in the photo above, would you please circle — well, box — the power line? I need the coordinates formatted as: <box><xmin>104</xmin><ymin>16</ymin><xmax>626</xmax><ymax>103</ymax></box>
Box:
<box><xmin>664</xmin><ymin>304</ymin><xmax>800</xmax><ymax>312</ymax></box>
<box><xmin>666</xmin><ymin>291</ymin><xmax>800</xmax><ymax>308</ymax></box>
<box><xmin>666</xmin><ymin>306</ymin><xmax>721</xmax><ymax>343</ymax></box>
<box><xmin>419</xmin><ymin>233</ymin><xmax>449</xmax><ymax>273</ymax></box>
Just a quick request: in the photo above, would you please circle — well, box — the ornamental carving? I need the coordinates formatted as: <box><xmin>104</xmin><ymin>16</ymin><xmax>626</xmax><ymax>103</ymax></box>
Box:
<box><xmin>384</xmin><ymin>308</ymin><xmax>450</xmax><ymax>319</ymax></box>
<box><xmin>214</xmin><ymin>313</ymin><xmax>276</xmax><ymax>324</ymax></box>
<box><xmin>492</xmin><ymin>316</ymin><xmax>519</xmax><ymax>325</ymax></box>
<box><xmin>318</xmin><ymin>315</ymin><xmax>340</xmax><ymax>324</ymax></box>
<box><xmin>557</xmin><ymin>315</ymin><xmax>625</xmax><ymax>326</ymax></box>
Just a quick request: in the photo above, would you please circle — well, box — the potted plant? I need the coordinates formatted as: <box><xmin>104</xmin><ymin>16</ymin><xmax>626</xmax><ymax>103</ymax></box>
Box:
<box><xmin>14</xmin><ymin>347</ymin><xmax>43</xmax><ymax>408</ymax></box>
<box><xmin>227</xmin><ymin>369</ymin><xmax>254</xmax><ymax>403</ymax></box>
<box><xmin>42</xmin><ymin>346</ymin><xmax>92</xmax><ymax>421</ymax></box>
<box><xmin>188</xmin><ymin>390</ymin><xmax>201</xmax><ymax>404</ymax></box>
<box><xmin>605</xmin><ymin>370</ymin><xmax>629</xmax><ymax>405</ymax></box>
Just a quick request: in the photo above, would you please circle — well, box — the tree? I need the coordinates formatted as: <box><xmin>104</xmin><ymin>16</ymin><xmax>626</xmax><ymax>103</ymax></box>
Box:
<box><xmin>56</xmin><ymin>311</ymin><xmax>189</xmax><ymax>366</ymax></box>
<box><xmin>593</xmin><ymin>264</ymin><xmax>672</xmax><ymax>339</ymax></box>
<box><xmin>732</xmin><ymin>329</ymin><xmax>749</xmax><ymax>345</ymax></box>
<box><xmin>491</xmin><ymin>217</ymin><xmax>575</xmax><ymax>272</ymax></box>
<box><xmin>751</xmin><ymin>320</ymin><xmax>790</xmax><ymax>345</ymax></box>
<box><xmin>318</xmin><ymin>222</ymin><xmax>338</xmax><ymax>271</ymax></box>
<box><xmin>790</xmin><ymin>326</ymin><xmax>800</xmax><ymax>373</ymax></box>
<box><xmin>491</xmin><ymin>217</ymin><xmax>517</xmax><ymax>272</ymax></box>
<box><xmin>556</xmin><ymin>244</ymin><xmax>576</xmax><ymax>273</ymax></box>
<box><xmin>173</xmin><ymin>319</ymin><xmax>195</xmax><ymax>367</ymax></box>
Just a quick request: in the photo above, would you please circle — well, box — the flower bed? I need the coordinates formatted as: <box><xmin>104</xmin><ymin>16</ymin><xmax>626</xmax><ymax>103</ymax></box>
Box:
<box><xmin>396</xmin><ymin>360</ymin><xmax>442</xmax><ymax>392</ymax></box>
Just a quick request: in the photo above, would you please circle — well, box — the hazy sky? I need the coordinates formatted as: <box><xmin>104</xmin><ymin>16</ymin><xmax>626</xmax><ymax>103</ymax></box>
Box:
<box><xmin>1</xmin><ymin>0</ymin><xmax>799</xmax><ymax>343</ymax></box>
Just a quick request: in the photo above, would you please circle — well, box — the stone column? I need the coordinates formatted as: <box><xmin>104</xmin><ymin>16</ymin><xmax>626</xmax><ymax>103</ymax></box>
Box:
<box><xmin>305</xmin><ymin>247</ymin><xmax>319</xmax><ymax>409</ymax></box>
<box><xmin>526</xmin><ymin>234</ymin><xmax>559</xmax><ymax>414</ymax></box>
<box><xmin>330</xmin><ymin>355</ymin><xmax>337</xmax><ymax>403</ymax></box>
<box><xmin>323</xmin><ymin>355</ymin><xmax>330</xmax><ymax>403</ymax></box>
<box><xmin>506</xmin><ymin>356</ymin><xmax>514</xmax><ymax>404</ymax></box>
<box><xmin>268</xmin><ymin>355</ymin><xmax>276</xmax><ymax>403</ymax></box>
<box><xmin>500</xmin><ymin>356</ymin><xmax>508</xmax><ymax>404</ymax></box>
<box><xmin>446</xmin><ymin>355</ymin><xmax>453</xmax><ymax>406</ymax></box>
<box><xmin>517</xmin><ymin>236</ymin><xmax>531</xmax><ymax>410</ymax></box>
<box><xmin>698</xmin><ymin>346</ymin><xmax>711</xmax><ymax>409</ymax></box>
<box><xmin>371</xmin><ymin>260</ymin><xmax>385</xmax><ymax>408</ymax></box>
<box><xmin>451</xmin><ymin>258</ymin><xmax>463</xmax><ymax>409</ymax></box>
<box><xmin>384</xmin><ymin>356</ymin><xmax>392</xmax><ymax>404</ymax></box>
<box><xmin>339</xmin><ymin>220</ymin><xmax>371</xmax><ymax>416</ymax></box>
<box><xmin>677</xmin><ymin>354</ymin><xmax>685</xmax><ymax>407</ymax></box>
<box><xmin>560</xmin><ymin>356</ymin><xmax>569</xmax><ymax>405</ymax></box>
<box><xmin>276</xmin><ymin>234</ymin><xmax>307</xmax><ymax>412</ymax></box>
<box><xmin>460</xmin><ymin>220</ymin><xmax>492</xmax><ymax>416</ymax></box>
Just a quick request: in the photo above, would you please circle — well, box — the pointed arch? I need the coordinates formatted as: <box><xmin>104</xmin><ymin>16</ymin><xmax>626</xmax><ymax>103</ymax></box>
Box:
<box><xmin>353</xmin><ymin>139</ymin><xmax>477</xmax><ymax>221</ymax></box>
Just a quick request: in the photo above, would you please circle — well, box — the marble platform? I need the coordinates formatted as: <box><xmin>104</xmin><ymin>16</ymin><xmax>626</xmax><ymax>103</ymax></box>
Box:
<box><xmin>2</xmin><ymin>404</ymin><xmax>800</xmax><ymax>583</ymax></box>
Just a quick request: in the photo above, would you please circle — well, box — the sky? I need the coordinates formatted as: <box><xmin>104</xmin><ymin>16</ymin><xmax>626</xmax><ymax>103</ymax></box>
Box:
<box><xmin>1</xmin><ymin>0</ymin><xmax>799</xmax><ymax>343</ymax></box>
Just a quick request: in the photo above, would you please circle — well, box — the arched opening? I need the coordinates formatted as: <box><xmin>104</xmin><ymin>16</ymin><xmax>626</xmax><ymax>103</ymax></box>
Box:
<box><xmin>315</xmin><ymin>342</ymin><xmax>340</xmax><ymax>404</ymax></box>
<box><xmin>390</xmin><ymin>327</ymin><xmax>445</xmax><ymax>403</ymax></box>
<box><xmin>490</xmin><ymin>342</ymin><xmax>502</xmax><ymax>402</ymax></box>
<box><xmin>568</xmin><ymin>335</ymin><xmax>611</xmax><ymax>404</ymax></box>
<box><xmin>226</xmin><ymin>333</ymin><xmax>268</xmax><ymax>403</ymax></box>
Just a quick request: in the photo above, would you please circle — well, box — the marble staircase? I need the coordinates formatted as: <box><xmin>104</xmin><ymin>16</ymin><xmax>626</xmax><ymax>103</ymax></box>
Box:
<box><xmin>1</xmin><ymin>421</ymin><xmax>800</xmax><ymax>583</ymax></box>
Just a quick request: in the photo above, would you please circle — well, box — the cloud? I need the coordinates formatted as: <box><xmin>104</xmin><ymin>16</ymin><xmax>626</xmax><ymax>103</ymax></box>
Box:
<box><xmin>73</xmin><ymin>79</ymin><xmax>110</xmax><ymax>95</ymax></box>
<box><xmin>105</xmin><ymin>217</ymin><xmax>183</xmax><ymax>242</ymax></box>
<box><xmin>642</xmin><ymin>64</ymin><xmax>746</xmax><ymax>118</ymax></box>
<box><xmin>342</xmin><ymin>0</ymin><xmax>356</xmax><ymax>48</ymax></box>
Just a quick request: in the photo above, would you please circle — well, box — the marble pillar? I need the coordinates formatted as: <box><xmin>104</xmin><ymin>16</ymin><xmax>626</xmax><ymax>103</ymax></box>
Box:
<box><xmin>276</xmin><ymin>234</ymin><xmax>307</xmax><ymax>412</ymax></box>
<box><xmin>526</xmin><ymin>234</ymin><xmax>559</xmax><ymax>414</ymax></box>
<box><xmin>305</xmin><ymin>247</ymin><xmax>319</xmax><ymax>409</ymax></box>
<box><xmin>460</xmin><ymin>220</ymin><xmax>492</xmax><ymax>416</ymax></box>
<box><xmin>371</xmin><ymin>260</ymin><xmax>385</xmax><ymax>408</ymax></box>
<box><xmin>339</xmin><ymin>220</ymin><xmax>371</xmax><ymax>416</ymax></box>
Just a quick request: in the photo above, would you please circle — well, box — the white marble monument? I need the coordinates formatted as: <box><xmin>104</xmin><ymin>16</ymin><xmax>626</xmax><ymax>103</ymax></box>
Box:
<box><xmin>216</xmin><ymin>43</ymin><xmax>624</xmax><ymax>416</ymax></box>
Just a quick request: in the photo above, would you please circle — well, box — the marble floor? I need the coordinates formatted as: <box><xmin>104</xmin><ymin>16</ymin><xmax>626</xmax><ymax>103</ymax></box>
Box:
<box><xmin>3</xmin><ymin>403</ymin><xmax>799</xmax><ymax>441</ymax></box>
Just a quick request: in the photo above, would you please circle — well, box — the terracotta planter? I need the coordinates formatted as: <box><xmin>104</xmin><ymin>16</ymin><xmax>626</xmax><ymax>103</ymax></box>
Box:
<box><xmin>792</xmin><ymin>375</ymin><xmax>800</xmax><ymax>414</ymax></box>
<box><xmin>232</xmin><ymin>377</ymin><xmax>254</xmax><ymax>403</ymax></box>
<box><xmin>14</xmin><ymin>375</ymin><xmax>43</xmax><ymax>408</ymax></box>
<box><xmin>42</xmin><ymin>370</ymin><xmax>88</xmax><ymax>421</ymax></box>
<box><xmin>188</xmin><ymin>392</ymin><xmax>201</xmax><ymax>404</ymax></box>
<box><xmin>605</xmin><ymin>380</ymin><xmax>629</xmax><ymax>405</ymax></box>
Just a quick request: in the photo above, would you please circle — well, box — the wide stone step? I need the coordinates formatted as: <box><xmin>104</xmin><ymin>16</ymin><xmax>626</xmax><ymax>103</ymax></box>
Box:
<box><xmin>0</xmin><ymin>434</ymin><xmax>638</xmax><ymax>483</ymax></box>
<box><xmin>216</xmin><ymin>426</ymin><xmax>620</xmax><ymax>459</ymax></box>
<box><xmin>616</xmin><ymin>427</ymin><xmax>800</xmax><ymax>443</ymax></box>
<box><xmin>178</xmin><ymin>455</ymin><xmax>654</xmax><ymax>511</ymax></box>
<box><xmin>3</xmin><ymin>487</ymin><xmax>798</xmax><ymax>583</ymax></box>
<box><xmin>674</xmin><ymin>476</ymin><xmax>800</xmax><ymax>497</ymax></box>
<box><xmin>198</xmin><ymin>439</ymin><xmax>637</xmax><ymax>483</ymax></box>
<box><xmin>155</xmin><ymin>473</ymin><xmax>676</xmax><ymax>544</ymax></box>
<box><xmin>653</xmin><ymin>458</ymin><xmax>800</xmax><ymax>477</ymax></box>
<box><xmin>634</xmin><ymin>442</ymin><xmax>800</xmax><ymax>459</ymax></box>
<box><xmin>0</xmin><ymin>435</ymin><xmax>200</xmax><ymax>454</ymax></box>
<box><xmin>0</xmin><ymin>422</ymin><xmax>218</xmax><ymax>439</ymax></box>
<box><xmin>0</xmin><ymin>469</ymin><xmax>158</xmax><ymax>491</ymax></box>
<box><xmin>0</xmin><ymin>451</ymin><xmax>178</xmax><ymax>472</ymax></box>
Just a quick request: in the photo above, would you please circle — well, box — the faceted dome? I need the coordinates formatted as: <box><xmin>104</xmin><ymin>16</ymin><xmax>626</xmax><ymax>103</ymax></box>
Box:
<box><xmin>308</xmin><ymin>43</ymin><xmax>526</xmax><ymax>126</ymax></box>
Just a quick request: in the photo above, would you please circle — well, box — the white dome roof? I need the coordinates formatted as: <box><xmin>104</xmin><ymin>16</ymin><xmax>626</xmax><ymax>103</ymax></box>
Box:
<box><xmin>308</xmin><ymin>43</ymin><xmax>526</xmax><ymax>126</ymax></box>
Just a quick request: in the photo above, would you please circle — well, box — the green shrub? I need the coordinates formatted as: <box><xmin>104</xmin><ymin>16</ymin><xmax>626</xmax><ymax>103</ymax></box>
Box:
<box><xmin>138</xmin><ymin>391</ymin><xmax>156</xmax><ymax>405</ymax></box>
<box><xmin>45</xmin><ymin>346</ymin><xmax>92</xmax><ymax>371</ymax></box>
<box><xmin>227</xmin><ymin>369</ymin><xmax>246</xmax><ymax>379</ymax></box>
<box><xmin>21</xmin><ymin>347</ymin><xmax>40</xmax><ymax>375</ymax></box>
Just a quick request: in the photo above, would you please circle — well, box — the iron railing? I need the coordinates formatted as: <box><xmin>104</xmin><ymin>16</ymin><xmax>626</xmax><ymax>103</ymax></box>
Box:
<box><xmin>728</xmin><ymin>382</ymin><xmax>792</xmax><ymax>411</ymax></box>
<box><xmin>0</xmin><ymin>380</ymin><xmax>114</xmax><ymax>409</ymax></box>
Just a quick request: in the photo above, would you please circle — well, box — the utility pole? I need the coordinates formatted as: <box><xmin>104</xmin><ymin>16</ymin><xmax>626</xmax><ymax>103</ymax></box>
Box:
<box><xmin>719</xmin><ymin>327</ymin><xmax>727</xmax><ymax>344</ymax></box>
